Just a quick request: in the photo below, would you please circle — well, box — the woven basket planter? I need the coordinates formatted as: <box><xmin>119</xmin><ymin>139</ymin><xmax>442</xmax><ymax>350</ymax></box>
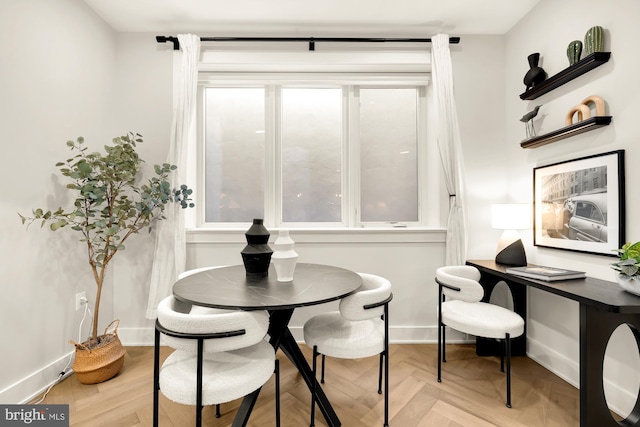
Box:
<box><xmin>70</xmin><ymin>319</ymin><xmax>126</xmax><ymax>384</ymax></box>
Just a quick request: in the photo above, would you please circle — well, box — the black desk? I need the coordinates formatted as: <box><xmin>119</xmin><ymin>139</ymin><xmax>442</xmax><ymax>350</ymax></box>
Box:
<box><xmin>173</xmin><ymin>263</ymin><xmax>362</xmax><ymax>427</ymax></box>
<box><xmin>467</xmin><ymin>260</ymin><xmax>640</xmax><ymax>427</ymax></box>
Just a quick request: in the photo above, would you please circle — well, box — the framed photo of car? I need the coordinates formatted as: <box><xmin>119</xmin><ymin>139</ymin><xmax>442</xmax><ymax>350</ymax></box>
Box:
<box><xmin>533</xmin><ymin>150</ymin><xmax>625</xmax><ymax>256</ymax></box>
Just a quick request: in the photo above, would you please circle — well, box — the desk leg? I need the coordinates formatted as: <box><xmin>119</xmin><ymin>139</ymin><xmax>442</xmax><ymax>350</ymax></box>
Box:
<box><xmin>231</xmin><ymin>309</ymin><xmax>341</xmax><ymax>427</ymax></box>
<box><xmin>580</xmin><ymin>304</ymin><xmax>640</xmax><ymax>427</ymax></box>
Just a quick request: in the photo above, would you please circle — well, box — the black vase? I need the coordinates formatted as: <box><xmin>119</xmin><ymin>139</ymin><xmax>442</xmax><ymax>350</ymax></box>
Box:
<box><xmin>523</xmin><ymin>53</ymin><xmax>547</xmax><ymax>90</ymax></box>
<box><xmin>241</xmin><ymin>219</ymin><xmax>273</xmax><ymax>278</ymax></box>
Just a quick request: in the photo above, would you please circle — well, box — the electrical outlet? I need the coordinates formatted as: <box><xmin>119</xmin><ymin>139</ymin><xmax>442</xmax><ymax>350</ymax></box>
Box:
<box><xmin>75</xmin><ymin>291</ymin><xmax>87</xmax><ymax>311</ymax></box>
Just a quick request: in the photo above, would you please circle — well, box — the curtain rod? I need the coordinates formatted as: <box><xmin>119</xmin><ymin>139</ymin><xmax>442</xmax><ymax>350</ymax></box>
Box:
<box><xmin>155</xmin><ymin>35</ymin><xmax>460</xmax><ymax>51</ymax></box>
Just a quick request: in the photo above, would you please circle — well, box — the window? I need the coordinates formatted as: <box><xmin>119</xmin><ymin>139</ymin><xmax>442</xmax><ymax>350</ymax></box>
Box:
<box><xmin>204</xmin><ymin>87</ymin><xmax>265</xmax><ymax>222</ymax></box>
<box><xmin>199</xmin><ymin>76</ymin><xmax>429</xmax><ymax>228</ymax></box>
<box><xmin>359</xmin><ymin>88</ymin><xmax>418</xmax><ymax>222</ymax></box>
<box><xmin>281</xmin><ymin>87</ymin><xmax>343</xmax><ymax>223</ymax></box>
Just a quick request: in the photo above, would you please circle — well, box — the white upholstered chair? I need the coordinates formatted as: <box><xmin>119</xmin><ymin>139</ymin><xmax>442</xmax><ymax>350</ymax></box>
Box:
<box><xmin>303</xmin><ymin>273</ymin><xmax>392</xmax><ymax>427</ymax></box>
<box><xmin>153</xmin><ymin>295</ymin><xmax>280</xmax><ymax>427</ymax></box>
<box><xmin>177</xmin><ymin>266</ymin><xmax>237</xmax><ymax>417</ymax></box>
<box><xmin>436</xmin><ymin>265</ymin><xmax>524</xmax><ymax>408</ymax></box>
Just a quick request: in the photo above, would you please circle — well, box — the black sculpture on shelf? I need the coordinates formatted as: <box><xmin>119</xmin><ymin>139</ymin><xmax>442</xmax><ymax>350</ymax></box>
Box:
<box><xmin>520</xmin><ymin>105</ymin><xmax>542</xmax><ymax>139</ymax></box>
<box><xmin>241</xmin><ymin>218</ymin><xmax>273</xmax><ymax>278</ymax></box>
<box><xmin>523</xmin><ymin>53</ymin><xmax>547</xmax><ymax>91</ymax></box>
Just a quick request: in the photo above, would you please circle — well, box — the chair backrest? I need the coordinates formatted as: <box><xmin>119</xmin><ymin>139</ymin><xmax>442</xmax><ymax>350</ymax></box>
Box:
<box><xmin>436</xmin><ymin>265</ymin><xmax>484</xmax><ymax>303</ymax></box>
<box><xmin>157</xmin><ymin>295</ymin><xmax>269</xmax><ymax>353</ymax></box>
<box><xmin>339</xmin><ymin>273</ymin><xmax>392</xmax><ymax>321</ymax></box>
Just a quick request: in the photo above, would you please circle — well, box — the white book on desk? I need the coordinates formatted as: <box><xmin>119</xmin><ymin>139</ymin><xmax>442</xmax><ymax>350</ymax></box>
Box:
<box><xmin>505</xmin><ymin>266</ymin><xmax>586</xmax><ymax>281</ymax></box>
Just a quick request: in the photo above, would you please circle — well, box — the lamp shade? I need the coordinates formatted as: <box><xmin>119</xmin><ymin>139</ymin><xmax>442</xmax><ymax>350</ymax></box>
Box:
<box><xmin>491</xmin><ymin>204</ymin><xmax>530</xmax><ymax>230</ymax></box>
<box><xmin>492</xmin><ymin>204</ymin><xmax>529</xmax><ymax>266</ymax></box>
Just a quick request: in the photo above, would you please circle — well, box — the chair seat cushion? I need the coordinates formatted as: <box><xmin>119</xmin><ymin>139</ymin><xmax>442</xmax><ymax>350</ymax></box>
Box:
<box><xmin>159</xmin><ymin>340</ymin><xmax>275</xmax><ymax>406</ymax></box>
<box><xmin>303</xmin><ymin>311</ymin><xmax>384</xmax><ymax>359</ymax></box>
<box><xmin>442</xmin><ymin>300</ymin><xmax>524</xmax><ymax>339</ymax></box>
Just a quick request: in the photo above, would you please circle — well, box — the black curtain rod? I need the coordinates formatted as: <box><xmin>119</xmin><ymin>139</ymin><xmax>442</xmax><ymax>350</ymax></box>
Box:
<box><xmin>156</xmin><ymin>35</ymin><xmax>460</xmax><ymax>51</ymax></box>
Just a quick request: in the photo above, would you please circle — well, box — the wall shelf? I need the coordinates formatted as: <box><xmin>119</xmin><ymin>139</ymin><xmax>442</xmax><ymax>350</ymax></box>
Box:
<box><xmin>520</xmin><ymin>116</ymin><xmax>612</xmax><ymax>149</ymax></box>
<box><xmin>519</xmin><ymin>52</ymin><xmax>611</xmax><ymax>100</ymax></box>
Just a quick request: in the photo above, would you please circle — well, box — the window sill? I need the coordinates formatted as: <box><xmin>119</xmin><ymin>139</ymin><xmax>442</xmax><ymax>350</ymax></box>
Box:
<box><xmin>186</xmin><ymin>227</ymin><xmax>446</xmax><ymax>244</ymax></box>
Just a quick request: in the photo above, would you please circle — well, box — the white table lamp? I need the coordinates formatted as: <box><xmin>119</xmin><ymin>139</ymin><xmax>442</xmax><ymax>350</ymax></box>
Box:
<box><xmin>492</xmin><ymin>204</ymin><xmax>529</xmax><ymax>266</ymax></box>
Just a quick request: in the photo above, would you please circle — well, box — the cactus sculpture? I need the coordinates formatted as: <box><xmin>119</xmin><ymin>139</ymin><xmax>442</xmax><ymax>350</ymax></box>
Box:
<box><xmin>584</xmin><ymin>26</ymin><xmax>604</xmax><ymax>55</ymax></box>
<box><xmin>567</xmin><ymin>40</ymin><xmax>583</xmax><ymax>65</ymax></box>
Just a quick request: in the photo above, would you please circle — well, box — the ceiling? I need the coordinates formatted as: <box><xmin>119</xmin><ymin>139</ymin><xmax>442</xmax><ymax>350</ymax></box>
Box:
<box><xmin>83</xmin><ymin>0</ymin><xmax>540</xmax><ymax>36</ymax></box>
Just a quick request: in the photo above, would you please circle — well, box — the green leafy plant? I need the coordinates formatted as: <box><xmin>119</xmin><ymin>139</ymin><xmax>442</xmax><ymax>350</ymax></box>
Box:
<box><xmin>611</xmin><ymin>241</ymin><xmax>640</xmax><ymax>279</ymax></box>
<box><xmin>19</xmin><ymin>132</ymin><xmax>193</xmax><ymax>346</ymax></box>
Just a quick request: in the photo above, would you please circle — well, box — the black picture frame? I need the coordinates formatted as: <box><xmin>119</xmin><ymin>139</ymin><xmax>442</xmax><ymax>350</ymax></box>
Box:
<box><xmin>533</xmin><ymin>150</ymin><xmax>625</xmax><ymax>256</ymax></box>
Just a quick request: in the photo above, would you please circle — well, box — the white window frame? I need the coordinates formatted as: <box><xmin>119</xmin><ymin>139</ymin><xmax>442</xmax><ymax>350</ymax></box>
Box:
<box><xmin>196</xmin><ymin>74</ymin><xmax>438</xmax><ymax>230</ymax></box>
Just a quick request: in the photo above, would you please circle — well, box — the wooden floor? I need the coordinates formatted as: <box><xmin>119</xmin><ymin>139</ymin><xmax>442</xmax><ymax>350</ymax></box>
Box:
<box><xmin>34</xmin><ymin>344</ymin><xmax>582</xmax><ymax>426</ymax></box>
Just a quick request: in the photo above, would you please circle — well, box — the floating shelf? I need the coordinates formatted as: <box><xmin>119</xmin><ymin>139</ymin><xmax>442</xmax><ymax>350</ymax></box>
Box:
<box><xmin>520</xmin><ymin>116</ymin><xmax>612</xmax><ymax>149</ymax></box>
<box><xmin>520</xmin><ymin>52</ymin><xmax>611</xmax><ymax>100</ymax></box>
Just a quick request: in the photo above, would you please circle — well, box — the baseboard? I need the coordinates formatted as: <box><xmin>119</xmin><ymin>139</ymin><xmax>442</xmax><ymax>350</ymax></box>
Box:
<box><xmin>527</xmin><ymin>336</ymin><xmax>637</xmax><ymax>418</ymax></box>
<box><xmin>117</xmin><ymin>326</ymin><xmax>156</xmax><ymax>346</ymax></box>
<box><xmin>526</xmin><ymin>336</ymin><xmax>580</xmax><ymax>388</ymax></box>
<box><xmin>601</xmin><ymin>377</ymin><xmax>638</xmax><ymax>419</ymax></box>
<box><xmin>0</xmin><ymin>351</ymin><xmax>75</xmax><ymax>404</ymax></box>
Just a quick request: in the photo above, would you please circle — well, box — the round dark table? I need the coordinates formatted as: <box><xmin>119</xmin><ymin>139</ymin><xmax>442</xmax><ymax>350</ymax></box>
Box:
<box><xmin>172</xmin><ymin>263</ymin><xmax>363</xmax><ymax>427</ymax></box>
<box><xmin>173</xmin><ymin>263</ymin><xmax>362</xmax><ymax>310</ymax></box>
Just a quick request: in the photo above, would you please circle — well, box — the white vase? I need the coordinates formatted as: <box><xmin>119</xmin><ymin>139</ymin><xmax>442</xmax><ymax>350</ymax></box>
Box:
<box><xmin>272</xmin><ymin>230</ymin><xmax>298</xmax><ymax>282</ymax></box>
<box><xmin>615</xmin><ymin>273</ymin><xmax>640</xmax><ymax>297</ymax></box>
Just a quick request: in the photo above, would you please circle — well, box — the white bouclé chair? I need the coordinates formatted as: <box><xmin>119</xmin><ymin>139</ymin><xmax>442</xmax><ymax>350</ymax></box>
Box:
<box><xmin>303</xmin><ymin>273</ymin><xmax>392</xmax><ymax>427</ymax></box>
<box><xmin>153</xmin><ymin>295</ymin><xmax>280</xmax><ymax>427</ymax></box>
<box><xmin>436</xmin><ymin>265</ymin><xmax>524</xmax><ymax>408</ymax></box>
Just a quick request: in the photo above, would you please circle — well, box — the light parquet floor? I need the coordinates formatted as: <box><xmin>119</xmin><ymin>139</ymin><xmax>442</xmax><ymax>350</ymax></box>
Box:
<box><xmin>34</xmin><ymin>344</ymin><xmax>582</xmax><ymax>427</ymax></box>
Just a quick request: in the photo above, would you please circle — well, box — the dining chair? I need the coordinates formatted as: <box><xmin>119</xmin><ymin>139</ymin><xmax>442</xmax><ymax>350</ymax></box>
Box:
<box><xmin>178</xmin><ymin>266</ymin><xmax>236</xmax><ymax>417</ymax></box>
<box><xmin>303</xmin><ymin>273</ymin><xmax>392</xmax><ymax>427</ymax></box>
<box><xmin>153</xmin><ymin>295</ymin><xmax>280</xmax><ymax>427</ymax></box>
<box><xmin>436</xmin><ymin>265</ymin><xmax>524</xmax><ymax>408</ymax></box>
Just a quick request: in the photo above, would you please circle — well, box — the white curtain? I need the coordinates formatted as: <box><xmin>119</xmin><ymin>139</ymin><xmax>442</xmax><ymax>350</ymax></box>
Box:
<box><xmin>146</xmin><ymin>34</ymin><xmax>200</xmax><ymax>319</ymax></box>
<box><xmin>431</xmin><ymin>34</ymin><xmax>468</xmax><ymax>266</ymax></box>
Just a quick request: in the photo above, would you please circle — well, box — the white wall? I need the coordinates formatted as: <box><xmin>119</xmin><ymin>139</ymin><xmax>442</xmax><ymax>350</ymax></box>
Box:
<box><xmin>1</xmin><ymin>0</ymin><xmax>117</xmax><ymax>403</ymax></box>
<box><xmin>453</xmin><ymin>35</ymin><xmax>509</xmax><ymax>258</ymax></box>
<box><xmin>503</xmin><ymin>0</ymin><xmax>640</xmax><ymax>416</ymax></box>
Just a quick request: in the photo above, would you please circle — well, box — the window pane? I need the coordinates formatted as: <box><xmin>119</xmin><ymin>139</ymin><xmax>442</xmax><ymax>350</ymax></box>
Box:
<box><xmin>204</xmin><ymin>88</ymin><xmax>265</xmax><ymax>222</ymax></box>
<box><xmin>281</xmin><ymin>88</ymin><xmax>342</xmax><ymax>223</ymax></box>
<box><xmin>360</xmin><ymin>88</ymin><xmax>418</xmax><ymax>222</ymax></box>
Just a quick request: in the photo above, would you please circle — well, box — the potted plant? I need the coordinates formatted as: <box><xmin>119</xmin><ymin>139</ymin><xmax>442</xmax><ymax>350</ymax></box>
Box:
<box><xmin>611</xmin><ymin>241</ymin><xmax>640</xmax><ymax>296</ymax></box>
<box><xmin>19</xmin><ymin>132</ymin><xmax>193</xmax><ymax>383</ymax></box>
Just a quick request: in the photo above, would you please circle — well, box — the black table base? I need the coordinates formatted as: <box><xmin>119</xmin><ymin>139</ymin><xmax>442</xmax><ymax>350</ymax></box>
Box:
<box><xmin>232</xmin><ymin>309</ymin><xmax>340</xmax><ymax>427</ymax></box>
